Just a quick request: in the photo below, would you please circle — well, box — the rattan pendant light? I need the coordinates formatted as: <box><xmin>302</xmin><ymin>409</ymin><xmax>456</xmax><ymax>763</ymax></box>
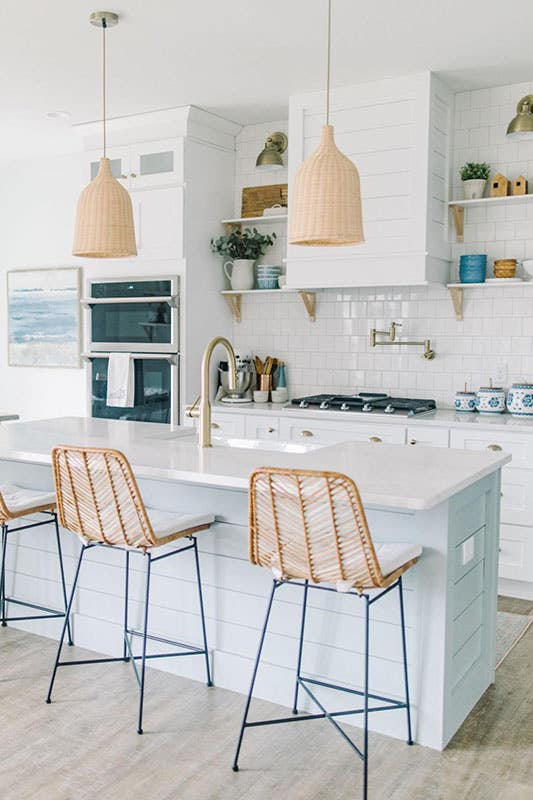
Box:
<box><xmin>289</xmin><ymin>0</ymin><xmax>364</xmax><ymax>246</ymax></box>
<box><xmin>73</xmin><ymin>11</ymin><xmax>137</xmax><ymax>258</ymax></box>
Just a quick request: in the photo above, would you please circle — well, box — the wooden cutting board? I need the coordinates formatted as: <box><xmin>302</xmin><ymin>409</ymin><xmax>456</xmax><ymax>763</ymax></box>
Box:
<box><xmin>241</xmin><ymin>184</ymin><xmax>288</xmax><ymax>218</ymax></box>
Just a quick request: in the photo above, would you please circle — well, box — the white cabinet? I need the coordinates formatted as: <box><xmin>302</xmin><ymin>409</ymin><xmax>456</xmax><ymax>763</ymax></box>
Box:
<box><xmin>449</xmin><ymin>429</ymin><xmax>533</xmax><ymax>469</ymax></box>
<box><xmin>88</xmin><ymin>146</ymin><xmax>130</xmax><ymax>184</ymax></box>
<box><xmin>279</xmin><ymin>416</ymin><xmax>406</xmax><ymax>445</ymax></box>
<box><xmin>245</xmin><ymin>415</ymin><xmax>279</xmax><ymax>441</ymax></box>
<box><xmin>406</xmin><ymin>426</ymin><xmax>449</xmax><ymax>448</ymax></box>
<box><xmin>132</xmin><ymin>186</ymin><xmax>183</xmax><ymax>260</ymax></box>
<box><xmin>286</xmin><ymin>73</ymin><xmax>452</xmax><ymax>289</ymax></box>
<box><xmin>211</xmin><ymin>412</ymin><xmax>246</xmax><ymax>438</ymax></box>
<box><xmin>85</xmin><ymin>139</ymin><xmax>182</xmax><ymax>190</ymax></box>
<box><xmin>499</xmin><ymin>524</ymin><xmax>533</xmax><ymax>583</ymax></box>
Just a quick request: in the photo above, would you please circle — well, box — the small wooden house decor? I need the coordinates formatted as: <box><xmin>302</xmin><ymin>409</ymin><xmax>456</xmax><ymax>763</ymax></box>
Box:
<box><xmin>490</xmin><ymin>173</ymin><xmax>509</xmax><ymax>197</ymax></box>
<box><xmin>512</xmin><ymin>176</ymin><xmax>528</xmax><ymax>196</ymax></box>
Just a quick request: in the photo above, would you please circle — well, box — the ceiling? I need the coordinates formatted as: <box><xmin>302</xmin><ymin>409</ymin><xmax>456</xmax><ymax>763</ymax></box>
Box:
<box><xmin>2</xmin><ymin>0</ymin><xmax>533</xmax><ymax>157</ymax></box>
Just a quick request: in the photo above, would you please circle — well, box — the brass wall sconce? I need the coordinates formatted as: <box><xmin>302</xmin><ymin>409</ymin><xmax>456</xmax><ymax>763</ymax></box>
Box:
<box><xmin>370</xmin><ymin>322</ymin><xmax>435</xmax><ymax>360</ymax></box>
<box><xmin>256</xmin><ymin>132</ymin><xmax>288</xmax><ymax>169</ymax></box>
<box><xmin>507</xmin><ymin>95</ymin><xmax>533</xmax><ymax>140</ymax></box>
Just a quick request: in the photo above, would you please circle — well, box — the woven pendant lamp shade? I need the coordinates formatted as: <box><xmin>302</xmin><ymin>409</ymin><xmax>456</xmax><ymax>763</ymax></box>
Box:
<box><xmin>289</xmin><ymin>125</ymin><xmax>364</xmax><ymax>246</ymax></box>
<box><xmin>73</xmin><ymin>157</ymin><xmax>137</xmax><ymax>258</ymax></box>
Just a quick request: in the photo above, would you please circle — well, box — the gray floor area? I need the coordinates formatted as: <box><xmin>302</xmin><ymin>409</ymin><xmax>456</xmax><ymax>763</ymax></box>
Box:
<box><xmin>0</xmin><ymin>599</ymin><xmax>532</xmax><ymax>800</ymax></box>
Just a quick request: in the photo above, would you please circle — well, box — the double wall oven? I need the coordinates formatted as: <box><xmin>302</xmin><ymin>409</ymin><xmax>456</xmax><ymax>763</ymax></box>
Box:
<box><xmin>83</xmin><ymin>277</ymin><xmax>179</xmax><ymax>426</ymax></box>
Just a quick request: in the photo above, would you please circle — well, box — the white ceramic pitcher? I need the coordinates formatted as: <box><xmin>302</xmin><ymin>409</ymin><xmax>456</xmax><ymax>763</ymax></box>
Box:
<box><xmin>224</xmin><ymin>259</ymin><xmax>255</xmax><ymax>291</ymax></box>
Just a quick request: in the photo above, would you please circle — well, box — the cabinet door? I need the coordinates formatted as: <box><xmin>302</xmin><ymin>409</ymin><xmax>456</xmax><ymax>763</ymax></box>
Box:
<box><xmin>129</xmin><ymin>139</ymin><xmax>183</xmax><ymax>189</ymax></box>
<box><xmin>86</xmin><ymin>147</ymin><xmax>130</xmax><ymax>186</ymax></box>
<box><xmin>245</xmin><ymin>415</ymin><xmax>279</xmax><ymax>441</ymax></box>
<box><xmin>406</xmin><ymin>426</ymin><xmax>449</xmax><ymax>448</ymax></box>
<box><xmin>210</xmin><ymin>412</ymin><xmax>246</xmax><ymax>438</ymax></box>
<box><xmin>449</xmin><ymin>428</ymin><xmax>533</xmax><ymax>469</ymax></box>
<box><xmin>499</xmin><ymin>524</ymin><xmax>533</xmax><ymax>583</ymax></box>
<box><xmin>132</xmin><ymin>186</ymin><xmax>183</xmax><ymax>260</ymax></box>
<box><xmin>279</xmin><ymin>417</ymin><xmax>405</xmax><ymax>445</ymax></box>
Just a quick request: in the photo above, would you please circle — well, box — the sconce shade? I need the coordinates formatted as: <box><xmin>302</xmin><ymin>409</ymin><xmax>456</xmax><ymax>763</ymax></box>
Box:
<box><xmin>289</xmin><ymin>125</ymin><xmax>364</xmax><ymax>246</ymax></box>
<box><xmin>256</xmin><ymin>131</ymin><xmax>288</xmax><ymax>169</ymax></box>
<box><xmin>73</xmin><ymin>157</ymin><xmax>137</xmax><ymax>258</ymax></box>
<box><xmin>507</xmin><ymin>95</ymin><xmax>533</xmax><ymax>140</ymax></box>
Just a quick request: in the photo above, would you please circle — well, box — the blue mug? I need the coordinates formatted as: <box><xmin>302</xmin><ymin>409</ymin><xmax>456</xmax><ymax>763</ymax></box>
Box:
<box><xmin>459</xmin><ymin>254</ymin><xmax>487</xmax><ymax>284</ymax></box>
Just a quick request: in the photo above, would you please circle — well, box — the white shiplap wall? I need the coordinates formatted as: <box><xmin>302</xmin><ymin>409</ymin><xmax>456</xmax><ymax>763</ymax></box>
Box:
<box><xmin>232</xmin><ymin>80</ymin><xmax>533</xmax><ymax>407</ymax></box>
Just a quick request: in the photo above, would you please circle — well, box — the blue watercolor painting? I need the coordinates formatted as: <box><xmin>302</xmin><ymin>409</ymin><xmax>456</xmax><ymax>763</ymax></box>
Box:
<box><xmin>8</xmin><ymin>268</ymin><xmax>80</xmax><ymax>367</ymax></box>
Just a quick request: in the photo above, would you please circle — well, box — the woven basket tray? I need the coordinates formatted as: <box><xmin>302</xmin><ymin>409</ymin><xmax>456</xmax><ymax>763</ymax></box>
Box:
<box><xmin>241</xmin><ymin>184</ymin><xmax>288</xmax><ymax>218</ymax></box>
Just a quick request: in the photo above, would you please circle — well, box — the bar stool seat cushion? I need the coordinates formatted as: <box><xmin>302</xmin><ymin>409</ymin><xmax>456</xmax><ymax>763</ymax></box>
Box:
<box><xmin>374</xmin><ymin>542</ymin><xmax>422</xmax><ymax>578</ymax></box>
<box><xmin>146</xmin><ymin>508</ymin><xmax>215</xmax><ymax>546</ymax></box>
<box><xmin>0</xmin><ymin>483</ymin><xmax>56</xmax><ymax>520</ymax></box>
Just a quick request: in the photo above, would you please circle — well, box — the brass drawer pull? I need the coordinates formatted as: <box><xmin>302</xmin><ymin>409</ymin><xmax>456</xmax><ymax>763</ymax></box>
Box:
<box><xmin>487</xmin><ymin>444</ymin><xmax>502</xmax><ymax>452</ymax></box>
<box><xmin>300</xmin><ymin>430</ymin><xmax>314</xmax><ymax>438</ymax></box>
<box><xmin>211</xmin><ymin>422</ymin><xmax>220</xmax><ymax>429</ymax></box>
<box><xmin>409</xmin><ymin>439</ymin><xmax>417</xmax><ymax>445</ymax></box>
<box><xmin>267</xmin><ymin>427</ymin><xmax>275</xmax><ymax>434</ymax></box>
<box><xmin>369</xmin><ymin>436</ymin><xmax>382</xmax><ymax>443</ymax></box>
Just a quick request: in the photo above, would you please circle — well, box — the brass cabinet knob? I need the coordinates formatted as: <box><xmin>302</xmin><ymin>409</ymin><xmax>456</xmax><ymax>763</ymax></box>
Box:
<box><xmin>487</xmin><ymin>444</ymin><xmax>502</xmax><ymax>452</ymax></box>
<box><xmin>120</xmin><ymin>174</ymin><xmax>127</xmax><ymax>179</ymax></box>
<box><xmin>210</xmin><ymin>422</ymin><xmax>220</xmax><ymax>429</ymax></box>
<box><xmin>300</xmin><ymin>430</ymin><xmax>314</xmax><ymax>437</ymax></box>
<box><xmin>267</xmin><ymin>427</ymin><xmax>275</xmax><ymax>433</ymax></box>
<box><xmin>368</xmin><ymin>436</ymin><xmax>382</xmax><ymax>443</ymax></box>
<box><xmin>409</xmin><ymin>438</ymin><xmax>417</xmax><ymax>445</ymax></box>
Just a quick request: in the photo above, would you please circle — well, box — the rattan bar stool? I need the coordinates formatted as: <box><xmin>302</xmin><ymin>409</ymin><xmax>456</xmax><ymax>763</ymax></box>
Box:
<box><xmin>232</xmin><ymin>467</ymin><xmax>422</xmax><ymax>800</ymax></box>
<box><xmin>45</xmin><ymin>445</ymin><xmax>214</xmax><ymax>735</ymax></box>
<box><xmin>0</xmin><ymin>484</ymin><xmax>72</xmax><ymax>642</ymax></box>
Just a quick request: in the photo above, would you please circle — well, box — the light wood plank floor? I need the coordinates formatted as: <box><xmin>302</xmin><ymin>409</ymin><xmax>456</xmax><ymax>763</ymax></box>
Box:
<box><xmin>0</xmin><ymin>614</ymin><xmax>531</xmax><ymax>800</ymax></box>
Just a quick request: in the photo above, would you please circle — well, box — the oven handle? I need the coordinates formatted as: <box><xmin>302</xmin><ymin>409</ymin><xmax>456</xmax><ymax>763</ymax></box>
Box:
<box><xmin>81</xmin><ymin>295</ymin><xmax>178</xmax><ymax>308</ymax></box>
<box><xmin>82</xmin><ymin>352</ymin><xmax>179</xmax><ymax>365</ymax></box>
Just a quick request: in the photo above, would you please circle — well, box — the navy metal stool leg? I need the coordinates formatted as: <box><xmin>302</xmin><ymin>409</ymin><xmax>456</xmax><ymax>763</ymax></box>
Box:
<box><xmin>137</xmin><ymin>552</ymin><xmax>152</xmax><ymax>735</ymax></box>
<box><xmin>292</xmin><ymin>579</ymin><xmax>309</xmax><ymax>715</ymax></box>
<box><xmin>123</xmin><ymin>550</ymin><xmax>130</xmax><ymax>662</ymax></box>
<box><xmin>53</xmin><ymin>513</ymin><xmax>73</xmax><ymax>646</ymax></box>
<box><xmin>362</xmin><ymin>594</ymin><xmax>370</xmax><ymax>800</ymax></box>
<box><xmin>192</xmin><ymin>536</ymin><xmax>213</xmax><ymax>687</ymax></box>
<box><xmin>0</xmin><ymin>525</ymin><xmax>7</xmax><ymax>626</ymax></box>
<box><xmin>46</xmin><ymin>544</ymin><xmax>88</xmax><ymax>704</ymax></box>
<box><xmin>232</xmin><ymin>579</ymin><xmax>279</xmax><ymax>772</ymax></box>
<box><xmin>398</xmin><ymin>576</ymin><xmax>414</xmax><ymax>745</ymax></box>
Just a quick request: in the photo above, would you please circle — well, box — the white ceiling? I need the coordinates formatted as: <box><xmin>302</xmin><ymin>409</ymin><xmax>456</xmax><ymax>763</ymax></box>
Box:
<box><xmin>2</xmin><ymin>0</ymin><xmax>533</xmax><ymax>157</ymax></box>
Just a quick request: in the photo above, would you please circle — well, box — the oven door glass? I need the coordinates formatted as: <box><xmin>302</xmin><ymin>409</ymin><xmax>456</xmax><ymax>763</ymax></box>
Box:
<box><xmin>91</xmin><ymin>301</ymin><xmax>172</xmax><ymax>347</ymax></box>
<box><xmin>91</xmin><ymin>358</ymin><xmax>171</xmax><ymax>424</ymax></box>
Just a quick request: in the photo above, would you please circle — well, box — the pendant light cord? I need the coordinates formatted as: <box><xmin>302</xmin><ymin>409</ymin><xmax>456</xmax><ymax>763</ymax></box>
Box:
<box><xmin>326</xmin><ymin>0</ymin><xmax>332</xmax><ymax>125</ymax></box>
<box><xmin>102</xmin><ymin>18</ymin><xmax>107</xmax><ymax>157</ymax></box>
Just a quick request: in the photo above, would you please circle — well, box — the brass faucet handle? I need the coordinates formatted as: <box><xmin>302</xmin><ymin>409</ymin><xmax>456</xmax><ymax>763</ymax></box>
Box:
<box><xmin>185</xmin><ymin>395</ymin><xmax>201</xmax><ymax>418</ymax></box>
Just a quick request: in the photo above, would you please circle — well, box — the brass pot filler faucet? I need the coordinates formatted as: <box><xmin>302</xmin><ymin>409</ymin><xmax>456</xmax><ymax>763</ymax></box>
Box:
<box><xmin>370</xmin><ymin>322</ymin><xmax>435</xmax><ymax>360</ymax></box>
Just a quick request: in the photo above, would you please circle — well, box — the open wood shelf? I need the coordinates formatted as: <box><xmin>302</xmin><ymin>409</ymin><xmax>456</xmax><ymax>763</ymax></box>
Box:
<box><xmin>446</xmin><ymin>281</ymin><xmax>530</xmax><ymax>321</ymax></box>
<box><xmin>221</xmin><ymin>289</ymin><xmax>316</xmax><ymax>322</ymax></box>
<box><xmin>448</xmin><ymin>194</ymin><xmax>533</xmax><ymax>242</ymax></box>
<box><xmin>221</xmin><ymin>214</ymin><xmax>287</xmax><ymax>233</ymax></box>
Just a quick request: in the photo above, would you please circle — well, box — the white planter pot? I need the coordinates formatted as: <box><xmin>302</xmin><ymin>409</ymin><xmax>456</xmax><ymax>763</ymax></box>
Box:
<box><xmin>462</xmin><ymin>179</ymin><xmax>486</xmax><ymax>200</ymax></box>
<box><xmin>223</xmin><ymin>259</ymin><xmax>255</xmax><ymax>291</ymax></box>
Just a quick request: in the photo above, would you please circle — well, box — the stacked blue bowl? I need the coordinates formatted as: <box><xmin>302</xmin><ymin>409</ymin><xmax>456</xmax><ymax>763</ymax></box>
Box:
<box><xmin>257</xmin><ymin>264</ymin><xmax>281</xmax><ymax>289</ymax></box>
<box><xmin>459</xmin><ymin>254</ymin><xmax>487</xmax><ymax>284</ymax></box>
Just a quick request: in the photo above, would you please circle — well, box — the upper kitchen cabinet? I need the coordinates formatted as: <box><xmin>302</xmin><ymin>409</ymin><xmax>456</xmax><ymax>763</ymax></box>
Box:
<box><xmin>85</xmin><ymin>138</ymin><xmax>183</xmax><ymax>190</ymax></box>
<box><xmin>286</xmin><ymin>73</ymin><xmax>452</xmax><ymax>289</ymax></box>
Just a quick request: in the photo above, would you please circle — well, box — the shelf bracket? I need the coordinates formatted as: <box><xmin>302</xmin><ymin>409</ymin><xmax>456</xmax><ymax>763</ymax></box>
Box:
<box><xmin>223</xmin><ymin>221</ymin><xmax>241</xmax><ymax>235</ymax></box>
<box><xmin>224</xmin><ymin>293</ymin><xmax>242</xmax><ymax>322</ymax></box>
<box><xmin>450</xmin><ymin>205</ymin><xmax>465</xmax><ymax>242</ymax></box>
<box><xmin>448</xmin><ymin>286</ymin><xmax>464</xmax><ymax>321</ymax></box>
<box><xmin>299</xmin><ymin>291</ymin><xmax>316</xmax><ymax>321</ymax></box>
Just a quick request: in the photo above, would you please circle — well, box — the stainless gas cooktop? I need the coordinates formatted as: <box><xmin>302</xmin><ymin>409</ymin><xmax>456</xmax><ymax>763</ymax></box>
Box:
<box><xmin>290</xmin><ymin>393</ymin><xmax>437</xmax><ymax>416</ymax></box>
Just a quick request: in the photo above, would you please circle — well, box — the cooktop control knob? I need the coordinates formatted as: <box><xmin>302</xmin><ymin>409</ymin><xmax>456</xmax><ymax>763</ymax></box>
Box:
<box><xmin>362</xmin><ymin>403</ymin><xmax>373</xmax><ymax>412</ymax></box>
<box><xmin>384</xmin><ymin>404</ymin><xmax>395</xmax><ymax>414</ymax></box>
<box><xmin>340</xmin><ymin>402</ymin><xmax>349</xmax><ymax>411</ymax></box>
<box><xmin>299</xmin><ymin>400</ymin><xmax>309</xmax><ymax>408</ymax></box>
<box><xmin>319</xmin><ymin>401</ymin><xmax>330</xmax><ymax>409</ymax></box>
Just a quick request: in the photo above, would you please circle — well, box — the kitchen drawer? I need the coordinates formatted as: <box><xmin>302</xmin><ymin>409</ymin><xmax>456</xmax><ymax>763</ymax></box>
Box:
<box><xmin>211</xmin><ymin>412</ymin><xmax>246</xmax><ymax>438</ymax></box>
<box><xmin>406</xmin><ymin>426</ymin><xmax>449</xmax><ymax>448</ymax></box>
<box><xmin>278</xmin><ymin>417</ymin><xmax>406</xmax><ymax>445</ymax></box>
<box><xmin>245</xmin><ymin>416</ymin><xmax>280</xmax><ymax>441</ymax></box>
<box><xmin>499</xmin><ymin>524</ymin><xmax>533</xmax><ymax>582</ymax></box>
<box><xmin>500</xmin><ymin>469</ymin><xmax>533</xmax><ymax>526</ymax></box>
<box><xmin>449</xmin><ymin>429</ymin><xmax>533</xmax><ymax>470</ymax></box>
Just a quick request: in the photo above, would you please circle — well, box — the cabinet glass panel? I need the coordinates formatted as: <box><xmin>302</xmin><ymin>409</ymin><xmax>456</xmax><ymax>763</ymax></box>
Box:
<box><xmin>90</xmin><ymin>158</ymin><xmax>123</xmax><ymax>180</ymax></box>
<box><xmin>91</xmin><ymin>357</ymin><xmax>171</xmax><ymax>424</ymax></box>
<box><xmin>139</xmin><ymin>151</ymin><xmax>174</xmax><ymax>176</ymax></box>
<box><xmin>91</xmin><ymin>280</ymin><xmax>172</xmax><ymax>299</ymax></box>
<box><xmin>91</xmin><ymin>301</ymin><xmax>171</xmax><ymax>345</ymax></box>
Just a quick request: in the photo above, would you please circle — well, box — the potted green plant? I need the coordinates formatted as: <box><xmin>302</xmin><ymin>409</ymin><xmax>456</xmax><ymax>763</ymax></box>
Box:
<box><xmin>211</xmin><ymin>228</ymin><xmax>277</xmax><ymax>290</ymax></box>
<box><xmin>460</xmin><ymin>162</ymin><xmax>491</xmax><ymax>200</ymax></box>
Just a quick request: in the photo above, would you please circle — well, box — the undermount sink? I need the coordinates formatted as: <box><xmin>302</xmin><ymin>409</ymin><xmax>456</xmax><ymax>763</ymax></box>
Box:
<box><xmin>212</xmin><ymin>436</ymin><xmax>323</xmax><ymax>453</ymax></box>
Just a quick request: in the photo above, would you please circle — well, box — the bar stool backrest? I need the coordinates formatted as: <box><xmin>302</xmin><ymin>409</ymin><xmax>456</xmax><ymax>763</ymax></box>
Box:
<box><xmin>52</xmin><ymin>446</ymin><xmax>156</xmax><ymax>549</ymax></box>
<box><xmin>249</xmin><ymin>467</ymin><xmax>385</xmax><ymax>590</ymax></box>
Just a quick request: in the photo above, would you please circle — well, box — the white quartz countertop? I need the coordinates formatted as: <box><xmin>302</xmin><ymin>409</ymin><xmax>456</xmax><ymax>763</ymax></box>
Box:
<box><xmin>213</xmin><ymin>401</ymin><xmax>533</xmax><ymax>432</ymax></box>
<box><xmin>0</xmin><ymin>417</ymin><xmax>510</xmax><ymax>512</ymax></box>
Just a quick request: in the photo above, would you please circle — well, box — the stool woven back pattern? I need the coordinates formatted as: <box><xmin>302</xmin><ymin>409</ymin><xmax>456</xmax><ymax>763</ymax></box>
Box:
<box><xmin>46</xmin><ymin>445</ymin><xmax>215</xmax><ymax>734</ymax></box>
<box><xmin>234</xmin><ymin>467</ymin><xmax>422</xmax><ymax>800</ymax></box>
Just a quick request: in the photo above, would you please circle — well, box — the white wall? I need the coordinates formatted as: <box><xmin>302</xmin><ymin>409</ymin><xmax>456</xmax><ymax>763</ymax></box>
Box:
<box><xmin>232</xmin><ymin>81</ymin><xmax>533</xmax><ymax>406</ymax></box>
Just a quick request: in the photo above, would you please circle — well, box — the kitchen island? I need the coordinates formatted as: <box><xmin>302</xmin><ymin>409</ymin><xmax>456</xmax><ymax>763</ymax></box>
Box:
<box><xmin>0</xmin><ymin>417</ymin><xmax>510</xmax><ymax>750</ymax></box>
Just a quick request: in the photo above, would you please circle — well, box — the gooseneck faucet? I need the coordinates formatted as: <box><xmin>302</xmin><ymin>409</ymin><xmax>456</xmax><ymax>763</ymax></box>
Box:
<box><xmin>185</xmin><ymin>336</ymin><xmax>237</xmax><ymax>447</ymax></box>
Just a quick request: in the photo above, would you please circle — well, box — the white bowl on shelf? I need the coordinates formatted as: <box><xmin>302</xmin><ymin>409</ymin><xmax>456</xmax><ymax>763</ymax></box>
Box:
<box><xmin>521</xmin><ymin>259</ymin><xmax>533</xmax><ymax>280</ymax></box>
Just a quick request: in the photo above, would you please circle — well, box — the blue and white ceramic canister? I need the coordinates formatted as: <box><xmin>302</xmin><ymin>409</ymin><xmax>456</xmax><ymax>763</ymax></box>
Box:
<box><xmin>476</xmin><ymin>386</ymin><xmax>506</xmax><ymax>414</ymax></box>
<box><xmin>454</xmin><ymin>391</ymin><xmax>477</xmax><ymax>412</ymax></box>
<box><xmin>506</xmin><ymin>382</ymin><xmax>533</xmax><ymax>416</ymax></box>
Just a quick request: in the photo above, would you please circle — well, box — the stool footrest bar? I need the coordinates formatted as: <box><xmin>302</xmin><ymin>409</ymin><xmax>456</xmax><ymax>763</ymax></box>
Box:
<box><xmin>300</xmin><ymin>676</ymin><xmax>406</xmax><ymax>707</ymax></box>
<box><xmin>4</xmin><ymin>596</ymin><xmax>65</xmax><ymax>616</ymax></box>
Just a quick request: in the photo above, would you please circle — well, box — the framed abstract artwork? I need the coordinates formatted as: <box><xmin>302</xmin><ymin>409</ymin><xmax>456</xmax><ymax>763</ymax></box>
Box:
<box><xmin>7</xmin><ymin>267</ymin><xmax>81</xmax><ymax>368</ymax></box>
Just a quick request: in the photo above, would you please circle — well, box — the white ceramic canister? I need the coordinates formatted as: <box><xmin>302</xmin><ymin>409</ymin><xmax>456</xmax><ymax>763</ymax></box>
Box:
<box><xmin>476</xmin><ymin>386</ymin><xmax>506</xmax><ymax>414</ymax></box>
<box><xmin>454</xmin><ymin>391</ymin><xmax>477</xmax><ymax>412</ymax></box>
<box><xmin>506</xmin><ymin>382</ymin><xmax>533</xmax><ymax>416</ymax></box>
<box><xmin>223</xmin><ymin>259</ymin><xmax>255</xmax><ymax>291</ymax></box>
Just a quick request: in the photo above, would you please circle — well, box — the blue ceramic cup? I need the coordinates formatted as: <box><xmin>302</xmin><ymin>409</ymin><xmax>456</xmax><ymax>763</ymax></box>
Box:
<box><xmin>459</xmin><ymin>254</ymin><xmax>487</xmax><ymax>284</ymax></box>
